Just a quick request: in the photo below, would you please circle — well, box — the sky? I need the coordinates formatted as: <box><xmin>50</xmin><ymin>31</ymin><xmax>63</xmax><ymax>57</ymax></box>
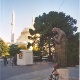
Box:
<box><xmin>0</xmin><ymin>0</ymin><xmax>79</xmax><ymax>43</ymax></box>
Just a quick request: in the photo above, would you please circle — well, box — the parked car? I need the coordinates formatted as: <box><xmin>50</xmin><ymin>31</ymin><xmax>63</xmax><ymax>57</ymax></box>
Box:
<box><xmin>42</xmin><ymin>56</ymin><xmax>48</xmax><ymax>61</ymax></box>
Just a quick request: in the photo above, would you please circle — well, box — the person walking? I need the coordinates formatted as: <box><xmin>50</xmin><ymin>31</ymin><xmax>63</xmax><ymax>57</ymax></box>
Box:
<box><xmin>12</xmin><ymin>55</ymin><xmax>17</xmax><ymax>66</ymax></box>
<box><xmin>3</xmin><ymin>56</ymin><xmax>8</xmax><ymax>66</ymax></box>
<box><xmin>14</xmin><ymin>55</ymin><xmax>17</xmax><ymax>66</ymax></box>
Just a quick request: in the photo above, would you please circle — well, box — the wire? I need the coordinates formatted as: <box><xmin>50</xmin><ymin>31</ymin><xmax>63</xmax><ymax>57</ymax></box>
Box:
<box><xmin>1</xmin><ymin>0</ymin><xmax>65</xmax><ymax>27</ymax></box>
<box><xmin>58</xmin><ymin>0</ymin><xmax>65</xmax><ymax>11</ymax></box>
<box><xmin>0</xmin><ymin>20</ymin><xmax>23</xmax><ymax>28</ymax></box>
<box><xmin>1</xmin><ymin>20</ymin><xmax>11</xmax><ymax>24</ymax></box>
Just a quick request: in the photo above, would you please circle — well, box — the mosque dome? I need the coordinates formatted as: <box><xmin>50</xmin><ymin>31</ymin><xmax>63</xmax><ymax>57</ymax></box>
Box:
<box><xmin>16</xmin><ymin>17</ymin><xmax>35</xmax><ymax>44</ymax></box>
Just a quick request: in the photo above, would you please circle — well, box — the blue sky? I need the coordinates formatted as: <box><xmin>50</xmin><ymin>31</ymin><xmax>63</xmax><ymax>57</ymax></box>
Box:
<box><xmin>0</xmin><ymin>0</ymin><xmax>79</xmax><ymax>42</ymax></box>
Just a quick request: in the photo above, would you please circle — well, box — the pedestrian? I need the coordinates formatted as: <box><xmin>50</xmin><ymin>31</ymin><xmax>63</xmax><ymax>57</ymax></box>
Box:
<box><xmin>10</xmin><ymin>57</ymin><xmax>13</xmax><ymax>66</ymax></box>
<box><xmin>13</xmin><ymin>55</ymin><xmax>17</xmax><ymax>66</ymax></box>
<box><xmin>3</xmin><ymin>56</ymin><xmax>8</xmax><ymax>66</ymax></box>
<box><xmin>39</xmin><ymin>55</ymin><xmax>42</xmax><ymax>62</ymax></box>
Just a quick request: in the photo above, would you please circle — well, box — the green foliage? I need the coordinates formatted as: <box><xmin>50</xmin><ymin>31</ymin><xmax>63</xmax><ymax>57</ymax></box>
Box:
<box><xmin>29</xmin><ymin>11</ymin><xmax>78</xmax><ymax>63</ymax></box>
<box><xmin>34</xmin><ymin>11</ymin><xmax>77</xmax><ymax>49</ymax></box>
<box><xmin>18</xmin><ymin>44</ymin><xmax>27</xmax><ymax>50</ymax></box>
<box><xmin>33</xmin><ymin>45</ymin><xmax>41</xmax><ymax>56</ymax></box>
<box><xmin>0</xmin><ymin>38</ymin><xmax>9</xmax><ymax>56</ymax></box>
<box><xmin>67</xmin><ymin>33</ymin><xmax>79</xmax><ymax>66</ymax></box>
<box><xmin>9</xmin><ymin>44</ymin><xmax>21</xmax><ymax>56</ymax></box>
<box><xmin>33</xmin><ymin>50</ymin><xmax>40</xmax><ymax>56</ymax></box>
<box><xmin>28</xmin><ymin>36</ymin><xmax>32</xmax><ymax>39</ymax></box>
<box><xmin>29</xmin><ymin>29</ymin><xmax>35</xmax><ymax>35</ymax></box>
<box><xmin>34</xmin><ymin>11</ymin><xmax>77</xmax><ymax>38</ymax></box>
<box><xmin>27</xmin><ymin>42</ymin><xmax>32</xmax><ymax>49</ymax></box>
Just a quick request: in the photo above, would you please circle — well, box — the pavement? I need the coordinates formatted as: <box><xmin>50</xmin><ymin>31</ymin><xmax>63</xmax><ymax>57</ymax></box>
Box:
<box><xmin>5</xmin><ymin>67</ymin><xmax>79</xmax><ymax>80</ymax></box>
<box><xmin>6</xmin><ymin>67</ymin><xmax>79</xmax><ymax>80</ymax></box>
<box><xmin>0</xmin><ymin>59</ymin><xmax>79</xmax><ymax>80</ymax></box>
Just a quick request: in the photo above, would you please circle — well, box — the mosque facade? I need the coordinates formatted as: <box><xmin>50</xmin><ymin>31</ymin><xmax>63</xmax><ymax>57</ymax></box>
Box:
<box><xmin>16</xmin><ymin>17</ymin><xmax>35</xmax><ymax>45</ymax></box>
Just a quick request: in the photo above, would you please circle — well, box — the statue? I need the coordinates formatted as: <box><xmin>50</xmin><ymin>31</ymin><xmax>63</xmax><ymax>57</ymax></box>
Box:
<box><xmin>52</xmin><ymin>27</ymin><xmax>67</xmax><ymax>67</ymax></box>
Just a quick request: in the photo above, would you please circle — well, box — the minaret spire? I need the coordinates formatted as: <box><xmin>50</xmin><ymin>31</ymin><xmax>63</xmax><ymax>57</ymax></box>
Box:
<box><xmin>11</xmin><ymin>1</ymin><xmax>15</xmax><ymax>44</ymax></box>
<box><xmin>31</xmin><ymin>16</ymin><xmax>35</xmax><ymax>30</ymax></box>
<box><xmin>32</xmin><ymin>16</ymin><xmax>35</xmax><ymax>26</ymax></box>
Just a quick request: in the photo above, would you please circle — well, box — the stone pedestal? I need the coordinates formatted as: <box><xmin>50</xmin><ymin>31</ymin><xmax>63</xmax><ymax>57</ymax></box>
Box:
<box><xmin>57</xmin><ymin>68</ymin><xmax>69</xmax><ymax>80</ymax></box>
<box><xmin>17</xmin><ymin>50</ymin><xmax>33</xmax><ymax>65</ymax></box>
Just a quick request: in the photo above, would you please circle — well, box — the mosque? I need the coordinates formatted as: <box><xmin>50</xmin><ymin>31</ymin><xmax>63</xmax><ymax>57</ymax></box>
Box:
<box><xmin>16</xmin><ymin>17</ymin><xmax>35</xmax><ymax>45</ymax></box>
<box><xmin>11</xmin><ymin>10</ymin><xmax>35</xmax><ymax>45</ymax></box>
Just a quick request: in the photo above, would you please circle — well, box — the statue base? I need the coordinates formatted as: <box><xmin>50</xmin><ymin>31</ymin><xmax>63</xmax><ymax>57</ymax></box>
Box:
<box><xmin>57</xmin><ymin>68</ymin><xmax>68</xmax><ymax>80</ymax></box>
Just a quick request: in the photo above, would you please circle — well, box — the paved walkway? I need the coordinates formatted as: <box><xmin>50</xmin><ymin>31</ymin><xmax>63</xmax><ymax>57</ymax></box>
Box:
<box><xmin>5</xmin><ymin>67</ymin><xmax>79</xmax><ymax>80</ymax></box>
<box><xmin>68</xmin><ymin>66</ymin><xmax>79</xmax><ymax>79</ymax></box>
<box><xmin>0</xmin><ymin>59</ymin><xmax>79</xmax><ymax>80</ymax></box>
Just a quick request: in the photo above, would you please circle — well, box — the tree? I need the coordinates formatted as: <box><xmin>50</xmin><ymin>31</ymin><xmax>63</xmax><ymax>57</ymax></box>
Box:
<box><xmin>0</xmin><ymin>38</ymin><xmax>9</xmax><ymax>56</ymax></box>
<box><xmin>33</xmin><ymin>45</ymin><xmax>41</xmax><ymax>56</ymax></box>
<box><xmin>27</xmin><ymin>42</ymin><xmax>32</xmax><ymax>49</ymax></box>
<box><xmin>29</xmin><ymin>11</ymin><xmax>77</xmax><ymax>57</ymax></box>
<box><xmin>29</xmin><ymin>11</ymin><xmax>78</xmax><ymax>64</ymax></box>
<box><xmin>9</xmin><ymin>44</ymin><xmax>21</xmax><ymax>56</ymax></box>
<box><xmin>34</xmin><ymin>11</ymin><xmax>77</xmax><ymax>38</ymax></box>
<box><xmin>18</xmin><ymin>44</ymin><xmax>27</xmax><ymax>50</ymax></box>
<box><xmin>67</xmin><ymin>32</ymin><xmax>79</xmax><ymax>66</ymax></box>
<box><xmin>28</xmin><ymin>29</ymin><xmax>41</xmax><ymax>56</ymax></box>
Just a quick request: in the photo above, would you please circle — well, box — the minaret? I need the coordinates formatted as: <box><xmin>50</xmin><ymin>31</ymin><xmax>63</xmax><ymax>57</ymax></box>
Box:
<box><xmin>11</xmin><ymin>10</ymin><xmax>15</xmax><ymax>44</ymax></box>
<box><xmin>32</xmin><ymin>16</ymin><xmax>35</xmax><ymax>26</ymax></box>
<box><xmin>31</xmin><ymin>16</ymin><xmax>35</xmax><ymax>30</ymax></box>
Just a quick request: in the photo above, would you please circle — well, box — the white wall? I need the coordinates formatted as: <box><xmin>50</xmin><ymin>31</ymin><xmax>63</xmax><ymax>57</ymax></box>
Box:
<box><xmin>17</xmin><ymin>50</ymin><xmax>33</xmax><ymax>65</ymax></box>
